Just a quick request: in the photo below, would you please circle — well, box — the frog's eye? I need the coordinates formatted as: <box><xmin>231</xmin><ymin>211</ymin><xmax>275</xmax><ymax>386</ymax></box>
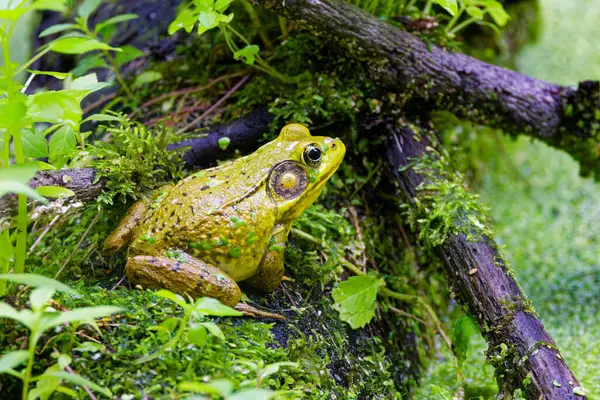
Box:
<box><xmin>303</xmin><ymin>143</ymin><xmax>322</xmax><ymax>167</ymax></box>
<box><xmin>269</xmin><ymin>161</ymin><xmax>309</xmax><ymax>200</ymax></box>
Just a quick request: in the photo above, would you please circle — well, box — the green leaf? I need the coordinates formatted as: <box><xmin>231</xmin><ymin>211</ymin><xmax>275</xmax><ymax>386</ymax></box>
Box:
<box><xmin>37</xmin><ymin>161</ymin><xmax>56</xmax><ymax>171</ymax></box>
<box><xmin>258</xmin><ymin>362</ymin><xmax>299</xmax><ymax>381</ymax></box>
<box><xmin>72</xmin><ymin>54</ymin><xmax>108</xmax><ymax>77</ymax></box>
<box><xmin>433</xmin><ymin>0</ymin><xmax>458</xmax><ymax>16</ymax></box>
<box><xmin>0</xmin><ymin>303</ymin><xmax>34</xmax><ymax>329</ymax></box>
<box><xmin>0</xmin><ymin>162</ymin><xmax>38</xmax><ymax>184</ymax></box>
<box><xmin>27</xmin><ymin>91</ymin><xmax>82</xmax><ymax>127</ymax></box>
<box><xmin>133</xmin><ymin>71</ymin><xmax>162</xmax><ymax>88</ymax></box>
<box><xmin>31</xmin><ymin>0</ymin><xmax>68</xmax><ymax>12</ymax></box>
<box><xmin>73</xmin><ymin>341</ymin><xmax>104</xmax><ymax>353</ymax></box>
<box><xmin>198</xmin><ymin>322</ymin><xmax>225</xmax><ymax>340</ymax></box>
<box><xmin>0</xmin><ymin>274</ymin><xmax>76</xmax><ymax>293</ymax></box>
<box><xmin>0</xmin><ymin>98</ymin><xmax>29</xmax><ymax>128</ymax></box>
<box><xmin>466</xmin><ymin>6</ymin><xmax>484</xmax><ymax>19</ymax></box>
<box><xmin>95</xmin><ymin>13</ymin><xmax>138</xmax><ymax>33</ymax></box>
<box><xmin>36</xmin><ymin>186</ymin><xmax>75</xmax><ymax>199</ymax></box>
<box><xmin>27</xmin><ymin>70</ymin><xmax>70</xmax><ymax>80</ymax></box>
<box><xmin>71</xmin><ymin>73</ymin><xmax>111</xmax><ymax>93</ymax></box>
<box><xmin>29</xmin><ymin>364</ymin><xmax>61</xmax><ymax>400</ymax></box>
<box><xmin>46</xmin><ymin>371</ymin><xmax>112</xmax><ymax>397</ymax></box>
<box><xmin>81</xmin><ymin>113</ymin><xmax>122</xmax><ymax>123</ymax></box>
<box><xmin>22</xmin><ymin>129</ymin><xmax>49</xmax><ymax>158</ymax></box>
<box><xmin>40</xmin><ymin>306</ymin><xmax>124</xmax><ymax>331</ymax></box>
<box><xmin>332</xmin><ymin>275</ymin><xmax>381</xmax><ymax>329</ymax></box>
<box><xmin>0</xmin><ymin>181</ymin><xmax>46</xmax><ymax>203</ymax></box>
<box><xmin>179</xmin><ymin>379</ymin><xmax>234</xmax><ymax>395</ymax></box>
<box><xmin>0</xmin><ymin>232</ymin><xmax>14</xmax><ymax>264</ymax></box>
<box><xmin>0</xmin><ymin>350</ymin><xmax>29</xmax><ymax>373</ymax></box>
<box><xmin>114</xmin><ymin>45</ymin><xmax>144</xmax><ymax>67</ymax></box>
<box><xmin>48</xmin><ymin>125</ymin><xmax>77</xmax><ymax>161</ymax></box>
<box><xmin>30</xmin><ymin>286</ymin><xmax>56</xmax><ymax>311</ymax></box>
<box><xmin>194</xmin><ymin>297</ymin><xmax>242</xmax><ymax>317</ymax></box>
<box><xmin>451</xmin><ymin>315</ymin><xmax>480</xmax><ymax>371</ymax></box>
<box><xmin>229</xmin><ymin>389</ymin><xmax>275</xmax><ymax>400</ymax></box>
<box><xmin>233</xmin><ymin>45</ymin><xmax>259</xmax><ymax>65</ymax></box>
<box><xmin>485</xmin><ymin>0</ymin><xmax>509</xmax><ymax>27</ymax></box>
<box><xmin>57</xmin><ymin>354</ymin><xmax>72</xmax><ymax>369</ymax></box>
<box><xmin>430</xmin><ymin>385</ymin><xmax>452</xmax><ymax>399</ymax></box>
<box><xmin>215</xmin><ymin>0</ymin><xmax>234</xmax><ymax>13</ymax></box>
<box><xmin>188</xmin><ymin>324</ymin><xmax>208</xmax><ymax>346</ymax></box>
<box><xmin>77</xmin><ymin>0</ymin><xmax>102</xmax><ymax>19</ymax></box>
<box><xmin>168</xmin><ymin>7</ymin><xmax>199</xmax><ymax>35</ymax></box>
<box><xmin>155</xmin><ymin>289</ymin><xmax>189</xmax><ymax>309</ymax></box>
<box><xmin>198</xmin><ymin>11</ymin><xmax>220</xmax><ymax>30</ymax></box>
<box><xmin>49</xmin><ymin>37</ymin><xmax>119</xmax><ymax>55</ymax></box>
<box><xmin>39</xmin><ymin>23</ymin><xmax>77</xmax><ymax>38</ymax></box>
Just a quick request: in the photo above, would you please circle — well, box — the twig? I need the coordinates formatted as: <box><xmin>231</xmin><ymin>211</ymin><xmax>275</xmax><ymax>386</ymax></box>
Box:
<box><xmin>143</xmin><ymin>103</ymin><xmax>210</xmax><ymax>127</ymax></box>
<box><xmin>28</xmin><ymin>214</ymin><xmax>60</xmax><ymax>255</ymax></box>
<box><xmin>82</xmin><ymin>93</ymin><xmax>117</xmax><ymax>115</ymax></box>
<box><xmin>176</xmin><ymin>75</ymin><xmax>251</xmax><ymax>134</ymax></box>
<box><xmin>54</xmin><ymin>210</ymin><xmax>103</xmax><ymax>279</ymax></box>
<box><xmin>128</xmin><ymin>71</ymin><xmax>248</xmax><ymax>119</ymax></box>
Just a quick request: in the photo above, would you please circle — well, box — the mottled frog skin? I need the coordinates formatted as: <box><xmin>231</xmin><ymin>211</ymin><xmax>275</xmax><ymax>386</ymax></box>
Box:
<box><xmin>104</xmin><ymin>124</ymin><xmax>345</xmax><ymax>307</ymax></box>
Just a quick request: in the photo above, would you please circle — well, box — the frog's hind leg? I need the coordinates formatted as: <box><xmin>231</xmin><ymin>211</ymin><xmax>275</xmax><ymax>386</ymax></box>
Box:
<box><xmin>104</xmin><ymin>185</ymin><xmax>173</xmax><ymax>254</ymax></box>
<box><xmin>125</xmin><ymin>254</ymin><xmax>241</xmax><ymax>307</ymax></box>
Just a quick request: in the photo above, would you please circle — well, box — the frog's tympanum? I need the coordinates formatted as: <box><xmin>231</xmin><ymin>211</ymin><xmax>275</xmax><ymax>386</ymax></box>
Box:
<box><xmin>105</xmin><ymin>124</ymin><xmax>345</xmax><ymax>311</ymax></box>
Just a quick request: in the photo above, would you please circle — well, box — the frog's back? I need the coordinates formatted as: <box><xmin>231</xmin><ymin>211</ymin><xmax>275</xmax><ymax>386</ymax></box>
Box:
<box><xmin>128</xmin><ymin>157</ymin><xmax>277</xmax><ymax>281</ymax></box>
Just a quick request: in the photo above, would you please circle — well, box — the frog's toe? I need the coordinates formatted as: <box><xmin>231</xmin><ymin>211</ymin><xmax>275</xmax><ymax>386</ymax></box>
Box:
<box><xmin>234</xmin><ymin>303</ymin><xmax>286</xmax><ymax>320</ymax></box>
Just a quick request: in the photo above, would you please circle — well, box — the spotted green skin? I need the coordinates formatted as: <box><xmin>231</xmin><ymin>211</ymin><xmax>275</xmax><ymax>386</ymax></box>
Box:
<box><xmin>105</xmin><ymin>124</ymin><xmax>345</xmax><ymax>306</ymax></box>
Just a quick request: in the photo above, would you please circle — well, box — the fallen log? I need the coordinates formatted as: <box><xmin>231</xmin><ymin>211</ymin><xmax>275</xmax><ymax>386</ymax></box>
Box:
<box><xmin>378</xmin><ymin>117</ymin><xmax>585</xmax><ymax>399</ymax></box>
<box><xmin>249</xmin><ymin>0</ymin><xmax>600</xmax><ymax>178</ymax></box>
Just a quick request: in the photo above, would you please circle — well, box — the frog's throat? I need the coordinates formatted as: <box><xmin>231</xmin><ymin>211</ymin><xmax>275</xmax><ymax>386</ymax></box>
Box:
<box><xmin>213</xmin><ymin>173</ymin><xmax>270</xmax><ymax>215</ymax></box>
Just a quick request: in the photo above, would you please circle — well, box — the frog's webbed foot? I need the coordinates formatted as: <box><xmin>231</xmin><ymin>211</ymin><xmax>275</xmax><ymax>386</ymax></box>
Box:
<box><xmin>234</xmin><ymin>303</ymin><xmax>286</xmax><ymax>320</ymax></box>
<box><xmin>125</xmin><ymin>254</ymin><xmax>241</xmax><ymax>307</ymax></box>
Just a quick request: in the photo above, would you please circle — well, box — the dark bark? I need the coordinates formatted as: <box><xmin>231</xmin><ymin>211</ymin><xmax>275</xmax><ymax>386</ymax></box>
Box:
<box><xmin>249</xmin><ymin>0</ymin><xmax>600</xmax><ymax>177</ymax></box>
<box><xmin>0</xmin><ymin>169</ymin><xmax>105</xmax><ymax>221</ymax></box>
<box><xmin>169</xmin><ymin>107</ymin><xmax>276</xmax><ymax>167</ymax></box>
<box><xmin>378</xmin><ymin>119</ymin><xmax>585</xmax><ymax>399</ymax></box>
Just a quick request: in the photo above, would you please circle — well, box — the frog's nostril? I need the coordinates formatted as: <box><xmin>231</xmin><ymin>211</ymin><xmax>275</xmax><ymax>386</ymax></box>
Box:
<box><xmin>331</xmin><ymin>143</ymin><xmax>337</xmax><ymax>149</ymax></box>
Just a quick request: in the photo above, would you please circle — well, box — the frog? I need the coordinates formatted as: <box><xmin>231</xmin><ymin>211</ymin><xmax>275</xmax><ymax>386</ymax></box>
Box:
<box><xmin>104</xmin><ymin>124</ymin><xmax>345</xmax><ymax>316</ymax></box>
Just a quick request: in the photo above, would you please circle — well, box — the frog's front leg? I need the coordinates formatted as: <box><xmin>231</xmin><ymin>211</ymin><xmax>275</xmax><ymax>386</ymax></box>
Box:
<box><xmin>125</xmin><ymin>252</ymin><xmax>241</xmax><ymax>307</ymax></box>
<box><xmin>244</xmin><ymin>222</ymin><xmax>291</xmax><ymax>292</ymax></box>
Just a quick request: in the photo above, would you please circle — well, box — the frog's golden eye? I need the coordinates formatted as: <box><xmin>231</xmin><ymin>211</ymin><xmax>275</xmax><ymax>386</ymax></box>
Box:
<box><xmin>303</xmin><ymin>143</ymin><xmax>322</xmax><ymax>167</ymax></box>
<box><xmin>269</xmin><ymin>161</ymin><xmax>308</xmax><ymax>200</ymax></box>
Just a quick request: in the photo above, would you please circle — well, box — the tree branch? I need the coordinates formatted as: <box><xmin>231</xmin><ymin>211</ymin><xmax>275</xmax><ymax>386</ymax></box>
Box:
<box><xmin>249</xmin><ymin>0</ymin><xmax>600</xmax><ymax>177</ymax></box>
<box><xmin>378</xmin><ymin>118</ymin><xmax>585</xmax><ymax>399</ymax></box>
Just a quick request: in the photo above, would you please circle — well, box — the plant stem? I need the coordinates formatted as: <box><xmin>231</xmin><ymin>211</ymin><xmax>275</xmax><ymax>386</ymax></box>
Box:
<box><xmin>240</xmin><ymin>0</ymin><xmax>273</xmax><ymax>50</ymax></box>
<box><xmin>103</xmin><ymin>49</ymin><xmax>137</xmax><ymax>102</ymax></box>
<box><xmin>423</xmin><ymin>0</ymin><xmax>432</xmax><ymax>15</ymax></box>
<box><xmin>14</xmin><ymin>47</ymin><xmax>50</xmax><ymax>75</ymax></box>
<box><xmin>278</xmin><ymin>16</ymin><xmax>288</xmax><ymax>39</ymax></box>
<box><xmin>13</xmin><ymin>127</ymin><xmax>27</xmax><ymax>274</ymax></box>
<box><xmin>445</xmin><ymin>7</ymin><xmax>464</xmax><ymax>33</ymax></box>
<box><xmin>449</xmin><ymin>16</ymin><xmax>479</xmax><ymax>36</ymax></box>
<box><xmin>21</xmin><ymin>338</ymin><xmax>36</xmax><ymax>400</ymax></box>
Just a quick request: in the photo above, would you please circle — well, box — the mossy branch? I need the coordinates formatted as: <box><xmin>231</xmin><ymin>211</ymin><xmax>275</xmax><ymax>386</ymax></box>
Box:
<box><xmin>249</xmin><ymin>0</ymin><xmax>600</xmax><ymax>178</ymax></box>
<box><xmin>378</xmin><ymin>118</ymin><xmax>585</xmax><ymax>400</ymax></box>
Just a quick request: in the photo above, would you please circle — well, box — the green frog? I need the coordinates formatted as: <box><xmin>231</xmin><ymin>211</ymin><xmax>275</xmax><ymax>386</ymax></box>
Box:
<box><xmin>104</xmin><ymin>124</ymin><xmax>345</xmax><ymax>314</ymax></box>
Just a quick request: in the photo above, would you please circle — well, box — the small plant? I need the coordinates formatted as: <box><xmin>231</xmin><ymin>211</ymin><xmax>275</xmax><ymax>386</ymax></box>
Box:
<box><xmin>39</xmin><ymin>0</ymin><xmax>144</xmax><ymax>101</ymax></box>
<box><xmin>136</xmin><ymin>289</ymin><xmax>243</xmax><ymax>364</ymax></box>
<box><xmin>168</xmin><ymin>0</ymin><xmax>289</xmax><ymax>82</ymax></box>
<box><xmin>0</xmin><ymin>273</ymin><xmax>124</xmax><ymax>399</ymax></box>
<box><xmin>178</xmin><ymin>361</ymin><xmax>300</xmax><ymax>399</ymax></box>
